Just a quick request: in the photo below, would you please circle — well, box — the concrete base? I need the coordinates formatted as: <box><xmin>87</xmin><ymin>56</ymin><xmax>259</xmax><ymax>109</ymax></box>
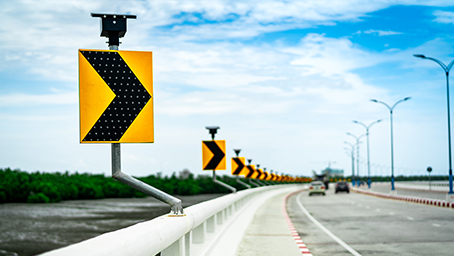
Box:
<box><xmin>446</xmin><ymin>193</ymin><xmax>454</xmax><ymax>203</ymax></box>
<box><xmin>389</xmin><ymin>190</ymin><xmax>397</xmax><ymax>195</ymax></box>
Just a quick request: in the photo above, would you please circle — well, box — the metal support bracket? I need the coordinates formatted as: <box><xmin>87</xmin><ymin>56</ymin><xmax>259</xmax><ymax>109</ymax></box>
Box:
<box><xmin>212</xmin><ymin>171</ymin><xmax>236</xmax><ymax>193</ymax></box>
<box><xmin>236</xmin><ymin>176</ymin><xmax>251</xmax><ymax>189</ymax></box>
<box><xmin>256</xmin><ymin>180</ymin><xmax>267</xmax><ymax>186</ymax></box>
<box><xmin>249</xmin><ymin>179</ymin><xmax>261</xmax><ymax>187</ymax></box>
<box><xmin>112</xmin><ymin>144</ymin><xmax>184</xmax><ymax>215</ymax></box>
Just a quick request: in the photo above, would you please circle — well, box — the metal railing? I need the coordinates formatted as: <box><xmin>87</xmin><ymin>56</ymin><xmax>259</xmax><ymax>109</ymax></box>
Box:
<box><xmin>40</xmin><ymin>184</ymin><xmax>301</xmax><ymax>256</ymax></box>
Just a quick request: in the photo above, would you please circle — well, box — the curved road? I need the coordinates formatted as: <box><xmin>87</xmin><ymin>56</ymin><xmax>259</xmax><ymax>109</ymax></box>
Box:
<box><xmin>286</xmin><ymin>188</ymin><xmax>454</xmax><ymax>256</ymax></box>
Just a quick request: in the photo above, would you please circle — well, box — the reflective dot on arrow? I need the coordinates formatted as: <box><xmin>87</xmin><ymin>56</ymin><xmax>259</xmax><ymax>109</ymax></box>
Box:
<box><xmin>81</xmin><ymin>51</ymin><xmax>151</xmax><ymax>141</ymax></box>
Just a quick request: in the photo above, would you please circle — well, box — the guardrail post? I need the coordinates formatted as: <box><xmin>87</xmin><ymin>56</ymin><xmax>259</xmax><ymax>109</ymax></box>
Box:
<box><xmin>192</xmin><ymin>223</ymin><xmax>205</xmax><ymax>244</ymax></box>
<box><xmin>216</xmin><ymin>211</ymin><xmax>224</xmax><ymax>225</ymax></box>
<box><xmin>206</xmin><ymin>215</ymin><xmax>216</xmax><ymax>233</ymax></box>
<box><xmin>226</xmin><ymin>207</ymin><xmax>230</xmax><ymax>219</ymax></box>
<box><xmin>184</xmin><ymin>233</ymin><xmax>191</xmax><ymax>256</ymax></box>
<box><xmin>161</xmin><ymin>236</ymin><xmax>184</xmax><ymax>256</ymax></box>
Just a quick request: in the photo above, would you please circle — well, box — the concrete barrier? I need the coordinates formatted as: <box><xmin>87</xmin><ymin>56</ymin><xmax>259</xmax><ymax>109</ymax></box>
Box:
<box><xmin>40</xmin><ymin>184</ymin><xmax>301</xmax><ymax>256</ymax></box>
<box><xmin>351</xmin><ymin>187</ymin><xmax>454</xmax><ymax>209</ymax></box>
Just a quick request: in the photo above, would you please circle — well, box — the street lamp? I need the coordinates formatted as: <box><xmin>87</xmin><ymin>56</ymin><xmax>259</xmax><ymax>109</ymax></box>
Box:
<box><xmin>344</xmin><ymin>141</ymin><xmax>355</xmax><ymax>186</ymax></box>
<box><xmin>353</xmin><ymin>119</ymin><xmax>382</xmax><ymax>189</ymax></box>
<box><xmin>370</xmin><ymin>97</ymin><xmax>411</xmax><ymax>191</ymax></box>
<box><xmin>413</xmin><ymin>54</ymin><xmax>454</xmax><ymax>195</ymax></box>
<box><xmin>346</xmin><ymin>132</ymin><xmax>366</xmax><ymax>187</ymax></box>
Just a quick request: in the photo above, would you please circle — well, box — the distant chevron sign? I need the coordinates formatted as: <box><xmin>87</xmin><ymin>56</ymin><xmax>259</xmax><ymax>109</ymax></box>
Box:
<box><xmin>79</xmin><ymin>49</ymin><xmax>153</xmax><ymax>143</ymax></box>
<box><xmin>202</xmin><ymin>140</ymin><xmax>226</xmax><ymax>170</ymax></box>
<box><xmin>231</xmin><ymin>157</ymin><xmax>246</xmax><ymax>175</ymax></box>
<box><xmin>245</xmin><ymin>165</ymin><xmax>256</xmax><ymax>178</ymax></box>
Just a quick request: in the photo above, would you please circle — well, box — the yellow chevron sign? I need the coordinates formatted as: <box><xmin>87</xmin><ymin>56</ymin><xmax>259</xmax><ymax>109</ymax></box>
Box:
<box><xmin>79</xmin><ymin>49</ymin><xmax>153</xmax><ymax>143</ymax></box>
<box><xmin>202</xmin><ymin>140</ymin><xmax>226</xmax><ymax>170</ymax></box>
<box><xmin>231</xmin><ymin>157</ymin><xmax>247</xmax><ymax>176</ymax></box>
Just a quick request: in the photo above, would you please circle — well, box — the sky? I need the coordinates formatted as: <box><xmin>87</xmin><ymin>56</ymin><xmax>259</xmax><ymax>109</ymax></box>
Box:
<box><xmin>2</xmin><ymin>0</ymin><xmax>454</xmax><ymax>179</ymax></box>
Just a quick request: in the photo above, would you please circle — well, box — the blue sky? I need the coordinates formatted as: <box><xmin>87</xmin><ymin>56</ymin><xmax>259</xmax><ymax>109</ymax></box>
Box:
<box><xmin>2</xmin><ymin>0</ymin><xmax>454</xmax><ymax>179</ymax></box>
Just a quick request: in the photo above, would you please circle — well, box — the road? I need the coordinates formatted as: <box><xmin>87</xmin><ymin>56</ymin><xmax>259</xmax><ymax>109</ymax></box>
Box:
<box><xmin>286</xmin><ymin>188</ymin><xmax>454</xmax><ymax>256</ymax></box>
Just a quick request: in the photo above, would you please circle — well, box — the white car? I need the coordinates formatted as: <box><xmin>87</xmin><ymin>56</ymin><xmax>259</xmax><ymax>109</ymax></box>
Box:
<box><xmin>309</xmin><ymin>181</ymin><xmax>326</xmax><ymax>196</ymax></box>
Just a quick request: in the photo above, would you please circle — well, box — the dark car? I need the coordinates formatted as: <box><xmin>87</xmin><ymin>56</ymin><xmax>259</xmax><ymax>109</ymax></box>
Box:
<box><xmin>335</xmin><ymin>181</ymin><xmax>349</xmax><ymax>193</ymax></box>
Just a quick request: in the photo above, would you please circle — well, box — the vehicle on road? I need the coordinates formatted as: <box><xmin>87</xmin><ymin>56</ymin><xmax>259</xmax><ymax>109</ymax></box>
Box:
<box><xmin>335</xmin><ymin>181</ymin><xmax>349</xmax><ymax>193</ymax></box>
<box><xmin>309</xmin><ymin>181</ymin><xmax>326</xmax><ymax>196</ymax></box>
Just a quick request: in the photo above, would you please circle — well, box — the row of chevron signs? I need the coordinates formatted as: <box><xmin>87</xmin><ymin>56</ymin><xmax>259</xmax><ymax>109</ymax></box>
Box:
<box><xmin>202</xmin><ymin>140</ymin><xmax>304</xmax><ymax>182</ymax></box>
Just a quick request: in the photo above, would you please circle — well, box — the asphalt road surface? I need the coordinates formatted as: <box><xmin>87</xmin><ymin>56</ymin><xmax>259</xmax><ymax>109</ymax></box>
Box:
<box><xmin>286</xmin><ymin>188</ymin><xmax>454</xmax><ymax>256</ymax></box>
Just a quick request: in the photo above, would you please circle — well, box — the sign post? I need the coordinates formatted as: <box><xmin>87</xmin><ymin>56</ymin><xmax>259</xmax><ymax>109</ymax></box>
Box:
<box><xmin>427</xmin><ymin>166</ymin><xmax>432</xmax><ymax>190</ymax></box>
<box><xmin>82</xmin><ymin>13</ymin><xmax>183</xmax><ymax>215</ymax></box>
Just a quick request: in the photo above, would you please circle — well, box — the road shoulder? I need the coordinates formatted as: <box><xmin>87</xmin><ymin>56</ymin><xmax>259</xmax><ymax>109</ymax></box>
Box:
<box><xmin>236</xmin><ymin>191</ymin><xmax>302</xmax><ymax>256</ymax></box>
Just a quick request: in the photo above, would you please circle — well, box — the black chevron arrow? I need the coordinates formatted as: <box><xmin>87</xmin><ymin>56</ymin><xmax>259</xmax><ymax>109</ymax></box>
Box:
<box><xmin>204</xmin><ymin>141</ymin><xmax>225</xmax><ymax>170</ymax></box>
<box><xmin>232</xmin><ymin>157</ymin><xmax>245</xmax><ymax>175</ymax></box>
<box><xmin>246</xmin><ymin>165</ymin><xmax>255</xmax><ymax>178</ymax></box>
<box><xmin>263</xmin><ymin>172</ymin><xmax>268</xmax><ymax>180</ymax></box>
<box><xmin>80</xmin><ymin>50</ymin><xmax>151</xmax><ymax>142</ymax></box>
<box><xmin>256</xmin><ymin>169</ymin><xmax>263</xmax><ymax>179</ymax></box>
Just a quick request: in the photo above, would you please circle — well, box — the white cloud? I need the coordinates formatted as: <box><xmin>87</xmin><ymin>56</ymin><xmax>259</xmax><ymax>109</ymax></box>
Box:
<box><xmin>363</xmin><ymin>29</ymin><xmax>403</xmax><ymax>36</ymax></box>
<box><xmin>433</xmin><ymin>10</ymin><xmax>454</xmax><ymax>24</ymax></box>
<box><xmin>1</xmin><ymin>0</ymin><xmax>453</xmax><ymax>178</ymax></box>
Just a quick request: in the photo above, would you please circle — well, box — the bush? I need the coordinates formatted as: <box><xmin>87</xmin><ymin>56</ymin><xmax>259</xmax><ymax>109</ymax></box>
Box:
<box><xmin>0</xmin><ymin>191</ymin><xmax>6</xmax><ymax>203</ymax></box>
<box><xmin>27</xmin><ymin>192</ymin><xmax>50</xmax><ymax>203</ymax></box>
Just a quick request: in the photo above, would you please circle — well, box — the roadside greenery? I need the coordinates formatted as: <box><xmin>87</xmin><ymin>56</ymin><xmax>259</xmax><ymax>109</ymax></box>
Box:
<box><xmin>0</xmin><ymin>168</ymin><xmax>255</xmax><ymax>204</ymax></box>
<box><xmin>2</xmin><ymin>168</ymin><xmax>444</xmax><ymax>204</ymax></box>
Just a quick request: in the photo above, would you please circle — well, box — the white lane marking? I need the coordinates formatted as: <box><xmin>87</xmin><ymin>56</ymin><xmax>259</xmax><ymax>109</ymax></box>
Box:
<box><xmin>366</xmin><ymin>206</ymin><xmax>370</xmax><ymax>209</ymax></box>
<box><xmin>376</xmin><ymin>209</ymin><xmax>381</xmax><ymax>212</ymax></box>
<box><xmin>407</xmin><ymin>217</ymin><xmax>414</xmax><ymax>221</ymax></box>
<box><xmin>296</xmin><ymin>193</ymin><xmax>362</xmax><ymax>256</ymax></box>
<box><xmin>389</xmin><ymin>212</ymin><xmax>395</xmax><ymax>215</ymax></box>
<box><xmin>433</xmin><ymin>223</ymin><xmax>441</xmax><ymax>227</ymax></box>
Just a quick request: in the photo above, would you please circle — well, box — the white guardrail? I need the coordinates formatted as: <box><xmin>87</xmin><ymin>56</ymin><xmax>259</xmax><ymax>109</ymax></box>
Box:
<box><xmin>40</xmin><ymin>184</ymin><xmax>302</xmax><ymax>256</ymax></box>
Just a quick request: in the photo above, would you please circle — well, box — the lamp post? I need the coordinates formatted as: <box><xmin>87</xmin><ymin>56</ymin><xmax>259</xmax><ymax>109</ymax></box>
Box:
<box><xmin>370</xmin><ymin>97</ymin><xmax>411</xmax><ymax>191</ymax></box>
<box><xmin>353</xmin><ymin>119</ymin><xmax>382</xmax><ymax>189</ymax></box>
<box><xmin>413</xmin><ymin>54</ymin><xmax>454</xmax><ymax>195</ymax></box>
<box><xmin>344</xmin><ymin>142</ymin><xmax>355</xmax><ymax>186</ymax></box>
<box><xmin>347</xmin><ymin>132</ymin><xmax>366</xmax><ymax>187</ymax></box>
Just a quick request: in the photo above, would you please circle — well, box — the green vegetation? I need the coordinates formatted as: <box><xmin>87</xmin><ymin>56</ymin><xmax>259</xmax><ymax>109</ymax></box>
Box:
<box><xmin>0</xmin><ymin>168</ymin><xmax>254</xmax><ymax>204</ymax></box>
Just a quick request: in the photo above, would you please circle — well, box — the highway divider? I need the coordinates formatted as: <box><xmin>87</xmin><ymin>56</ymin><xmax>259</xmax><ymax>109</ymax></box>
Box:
<box><xmin>351</xmin><ymin>187</ymin><xmax>454</xmax><ymax>209</ymax></box>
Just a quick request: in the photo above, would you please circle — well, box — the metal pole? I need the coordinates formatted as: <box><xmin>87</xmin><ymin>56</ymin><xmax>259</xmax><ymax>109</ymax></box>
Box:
<box><xmin>356</xmin><ymin>142</ymin><xmax>360</xmax><ymax>187</ymax></box>
<box><xmin>212</xmin><ymin>170</ymin><xmax>237</xmax><ymax>193</ymax></box>
<box><xmin>347</xmin><ymin>133</ymin><xmax>365</xmax><ymax>187</ymax></box>
<box><xmin>353</xmin><ymin>120</ymin><xmax>381</xmax><ymax>189</ymax></box>
<box><xmin>249</xmin><ymin>178</ymin><xmax>260</xmax><ymax>187</ymax></box>
<box><xmin>106</xmin><ymin>28</ymin><xmax>183</xmax><ymax>215</ymax></box>
<box><xmin>236</xmin><ymin>176</ymin><xmax>251</xmax><ymax>189</ymax></box>
<box><xmin>366</xmin><ymin>130</ymin><xmax>371</xmax><ymax>188</ymax></box>
<box><xmin>390</xmin><ymin>109</ymin><xmax>395</xmax><ymax>191</ymax></box>
<box><xmin>414</xmin><ymin>54</ymin><xmax>454</xmax><ymax>194</ymax></box>
<box><xmin>446</xmin><ymin>72</ymin><xmax>454</xmax><ymax>194</ymax></box>
<box><xmin>352</xmin><ymin>149</ymin><xmax>355</xmax><ymax>185</ymax></box>
<box><xmin>371</xmin><ymin>98</ymin><xmax>410</xmax><ymax>192</ymax></box>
